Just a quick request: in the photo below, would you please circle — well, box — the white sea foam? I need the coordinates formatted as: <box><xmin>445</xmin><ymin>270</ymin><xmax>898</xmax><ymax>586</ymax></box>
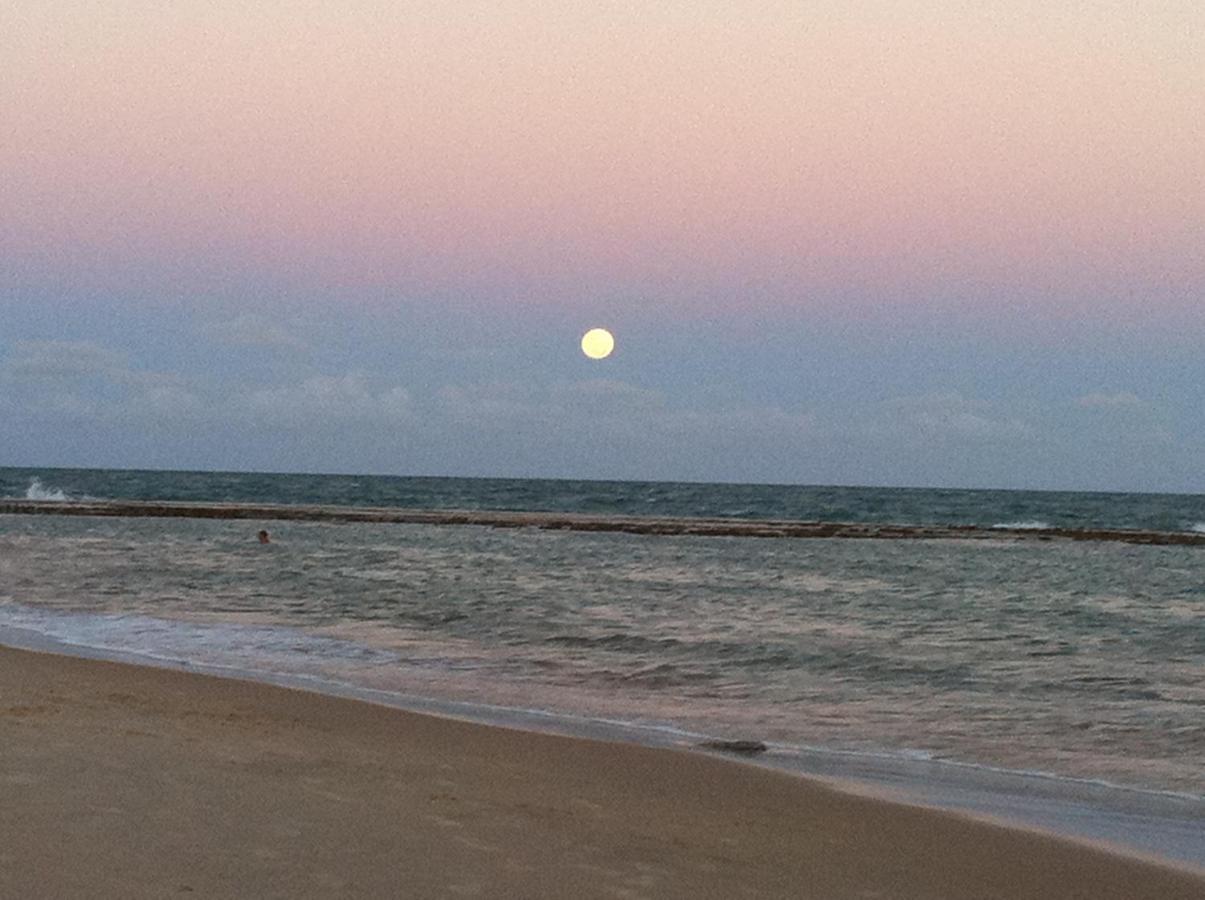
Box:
<box><xmin>24</xmin><ymin>477</ymin><xmax>71</xmax><ymax>501</ymax></box>
<box><xmin>1190</xmin><ymin>523</ymin><xmax>1205</xmax><ymax>534</ymax></box>
<box><xmin>0</xmin><ymin>601</ymin><xmax>399</xmax><ymax>670</ymax></box>
<box><xmin>991</xmin><ymin>520</ymin><xmax>1051</xmax><ymax>530</ymax></box>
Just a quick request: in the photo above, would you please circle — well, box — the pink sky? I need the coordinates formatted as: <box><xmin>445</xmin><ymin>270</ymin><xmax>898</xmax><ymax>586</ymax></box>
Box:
<box><xmin>3</xmin><ymin>2</ymin><xmax>1202</xmax><ymax>323</ymax></box>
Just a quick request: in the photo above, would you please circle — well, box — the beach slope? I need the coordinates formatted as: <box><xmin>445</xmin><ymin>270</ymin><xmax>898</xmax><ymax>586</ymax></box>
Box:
<box><xmin>2</xmin><ymin>646</ymin><xmax>1201</xmax><ymax>899</ymax></box>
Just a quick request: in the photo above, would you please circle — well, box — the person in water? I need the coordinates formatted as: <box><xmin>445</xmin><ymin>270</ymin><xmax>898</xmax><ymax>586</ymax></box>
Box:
<box><xmin>257</xmin><ymin>530</ymin><xmax>271</xmax><ymax>544</ymax></box>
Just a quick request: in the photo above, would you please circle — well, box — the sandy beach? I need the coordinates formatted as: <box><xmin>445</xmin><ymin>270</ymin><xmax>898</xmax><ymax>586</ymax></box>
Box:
<box><xmin>1</xmin><ymin>645</ymin><xmax>1201</xmax><ymax>899</ymax></box>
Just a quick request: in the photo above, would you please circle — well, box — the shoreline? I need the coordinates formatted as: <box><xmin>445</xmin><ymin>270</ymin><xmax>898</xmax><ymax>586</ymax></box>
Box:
<box><xmin>2</xmin><ymin>644</ymin><xmax>1203</xmax><ymax>898</ymax></box>
<box><xmin>4</xmin><ymin>620</ymin><xmax>1204</xmax><ymax>872</ymax></box>
<box><xmin>4</xmin><ymin>498</ymin><xmax>1205</xmax><ymax>545</ymax></box>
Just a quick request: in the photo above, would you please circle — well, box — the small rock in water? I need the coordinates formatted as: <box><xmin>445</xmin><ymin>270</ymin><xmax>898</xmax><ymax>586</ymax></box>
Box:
<box><xmin>698</xmin><ymin>739</ymin><xmax>767</xmax><ymax>755</ymax></box>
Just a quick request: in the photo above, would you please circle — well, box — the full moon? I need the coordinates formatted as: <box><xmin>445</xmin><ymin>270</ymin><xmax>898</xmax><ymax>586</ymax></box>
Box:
<box><xmin>580</xmin><ymin>328</ymin><xmax>615</xmax><ymax>360</ymax></box>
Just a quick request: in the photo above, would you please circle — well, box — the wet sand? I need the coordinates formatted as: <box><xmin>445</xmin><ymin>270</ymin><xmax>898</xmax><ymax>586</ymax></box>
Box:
<box><xmin>2</xmin><ymin>645</ymin><xmax>1202</xmax><ymax>899</ymax></box>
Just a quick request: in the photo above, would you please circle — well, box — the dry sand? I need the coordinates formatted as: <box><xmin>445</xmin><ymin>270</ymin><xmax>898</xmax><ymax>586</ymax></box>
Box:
<box><xmin>2</xmin><ymin>645</ymin><xmax>1202</xmax><ymax>899</ymax></box>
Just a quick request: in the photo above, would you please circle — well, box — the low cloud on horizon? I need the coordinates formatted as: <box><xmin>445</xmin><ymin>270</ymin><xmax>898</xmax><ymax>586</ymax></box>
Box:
<box><xmin>1</xmin><ymin>334</ymin><xmax>1199</xmax><ymax>493</ymax></box>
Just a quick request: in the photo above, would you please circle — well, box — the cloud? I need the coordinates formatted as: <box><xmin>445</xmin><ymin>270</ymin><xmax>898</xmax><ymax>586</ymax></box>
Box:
<box><xmin>0</xmin><ymin>340</ymin><xmax>128</xmax><ymax>384</ymax></box>
<box><xmin>434</xmin><ymin>379</ymin><xmax>666</xmax><ymax>428</ymax></box>
<box><xmin>1076</xmin><ymin>392</ymin><xmax>1145</xmax><ymax>410</ymax></box>
<box><xmin>0</xmin><ymin>340</ymin><xmax>203</xmax><ymax>427</ymax></box>
<box><xmin>430</xmin><ymin>377</ymin><xmax>820</xmax><ymax>476</ymax></box>
<box><xmin>239</xmin><ymin>374</ymin><xmax>412</xmax><ymax>429</ymax></box>
<box><xmin>1070</xmin><ymin>391</ymin><xmax>1172</xmax><ymax>445</ymax></box>
<box><xmin>202</xmin><ymin>315</ymin><xmax>308</xmax><ymax>351</ymax></box>
<box><xmin>0</xmin><ymin>341</ymin><xmax>126</xmax><ymax>419</ymax></box>
<box><xmin>2</xmin><ymin>335</ymin><xmax>1194</xmax><ymax>490</ymax></box>
<box><xmin>128</xmin><ymin>375</ymin><xmax>206</xmax><ymax>421</ymax></box>
<box><xmin>549</xmin><ymin>379</ymin><xmax>667</xmax><ymax>417</ymax></box>
<box><xmin>435</xmin><ymin>382</ymin><xmax>542</xmax><ymax>425</ymax></box>
<box><xmin>0</xmin><ymin>341</ymin><xmax>415</xmax><ymax>433</ymax></box>
<box><xmin>869</xmin><ymin>392</ymin><xmax>1034</xmax><ymax>441</ymax></box>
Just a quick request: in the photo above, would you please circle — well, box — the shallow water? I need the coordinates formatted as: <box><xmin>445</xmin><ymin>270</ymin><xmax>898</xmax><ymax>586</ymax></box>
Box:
<box><xmin>2</xmin><ymin>513</ymin><xmax>1201</xmax><ymax>797</ymax></box>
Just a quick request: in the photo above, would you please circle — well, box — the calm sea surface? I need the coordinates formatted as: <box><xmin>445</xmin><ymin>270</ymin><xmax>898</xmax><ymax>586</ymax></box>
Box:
<box><xmin>2</xmin><ymin>467</ymin><xmax>1202</xmax><ymax>861</ymax></box>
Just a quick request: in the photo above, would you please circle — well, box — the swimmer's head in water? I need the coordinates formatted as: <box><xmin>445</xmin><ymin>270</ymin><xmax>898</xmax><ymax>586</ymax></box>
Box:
<box><xmin>257</xmin><ymin>530</ymin><xmax>271</xmax><ymax>544</ymax></box>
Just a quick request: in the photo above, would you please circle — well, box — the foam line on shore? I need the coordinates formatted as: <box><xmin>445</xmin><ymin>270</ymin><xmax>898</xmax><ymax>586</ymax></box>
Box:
<box><xmin>4</xmin><ymin>498</ymin><xmax>1205</xmax><ymax>546</ymax></box>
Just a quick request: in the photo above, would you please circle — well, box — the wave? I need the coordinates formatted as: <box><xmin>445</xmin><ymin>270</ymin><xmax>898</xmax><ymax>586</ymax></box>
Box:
<box><xmin>3</xmin><ymin>606</ymin><xmax>1201</xmax><ymax>815</ymax></box>
<box><xmin>24</xmin><ymin>477</ymin><xmax>72</xmax><ymax>502</ymax></box>
<box><xmin>1190</xmin><ymin>523</ymin><xmax>1205</xmax><ymax>534</ymax></box>
<box><xmin>991</xmin><ymin>520</ymin><xmax>1052</xmax><ymax>530</ymax></box>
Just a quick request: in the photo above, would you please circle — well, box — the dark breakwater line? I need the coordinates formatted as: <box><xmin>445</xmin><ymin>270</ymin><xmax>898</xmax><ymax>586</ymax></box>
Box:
<box><xmin>3</xmin><ymin>499</ymin><xmax>1204</xmax><ymax>546</ymax></box>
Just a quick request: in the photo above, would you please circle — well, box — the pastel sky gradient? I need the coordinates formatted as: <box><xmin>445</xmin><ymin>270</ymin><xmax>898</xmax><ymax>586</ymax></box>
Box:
<box><xmin>2</xmin><ymin>2</ymin><xmax>1202</xmax><ymax>490</ymax></box>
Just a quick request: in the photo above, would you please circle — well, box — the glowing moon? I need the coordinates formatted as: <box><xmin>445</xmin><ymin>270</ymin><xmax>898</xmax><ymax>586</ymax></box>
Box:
<box><xmin>580</xmin><ymin>328</ymin><xmax>615</xmax><ymax>360</ymax></box>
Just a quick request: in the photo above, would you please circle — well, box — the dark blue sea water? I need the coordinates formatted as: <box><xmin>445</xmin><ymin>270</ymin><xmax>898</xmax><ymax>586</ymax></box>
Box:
<box><xmin>1</xmin><ymin>467</ymin><xmax>1202</xmax><ymax>865</ymax></box>
<box><xmin>3</xmin><ymin>465</ymin><xmax>1204</xmax><ymax>532</ymax></box>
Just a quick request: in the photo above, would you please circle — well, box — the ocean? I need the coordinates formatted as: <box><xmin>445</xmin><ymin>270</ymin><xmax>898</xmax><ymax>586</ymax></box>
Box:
<box><xmin>1</xmin><ymin>467</ymin><xmax>1202</xmax><ymax>865</ymax></box>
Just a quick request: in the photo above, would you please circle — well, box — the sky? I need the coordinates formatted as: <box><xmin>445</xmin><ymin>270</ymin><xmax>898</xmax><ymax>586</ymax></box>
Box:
<box><xmin>1</xmin><ymin>1</ymin><xmax>1202</xmax><ymax>491</ymax></box>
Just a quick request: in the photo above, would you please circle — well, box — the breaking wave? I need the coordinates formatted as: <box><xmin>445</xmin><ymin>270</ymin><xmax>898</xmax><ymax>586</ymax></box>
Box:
<box><xmin>1190</xmin><ymin>523</ymin><xmax>1205</xmax><ymax>534</ymax></box>
<box><xmin>24</xmin><ymin>477</ymin><xmax>72</xmax><ymax>502</ymax></box>
<box><xmin>991</xmin><ymin>520</ymin><xmax>1052</xmax><ymax>531</ymax></box>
